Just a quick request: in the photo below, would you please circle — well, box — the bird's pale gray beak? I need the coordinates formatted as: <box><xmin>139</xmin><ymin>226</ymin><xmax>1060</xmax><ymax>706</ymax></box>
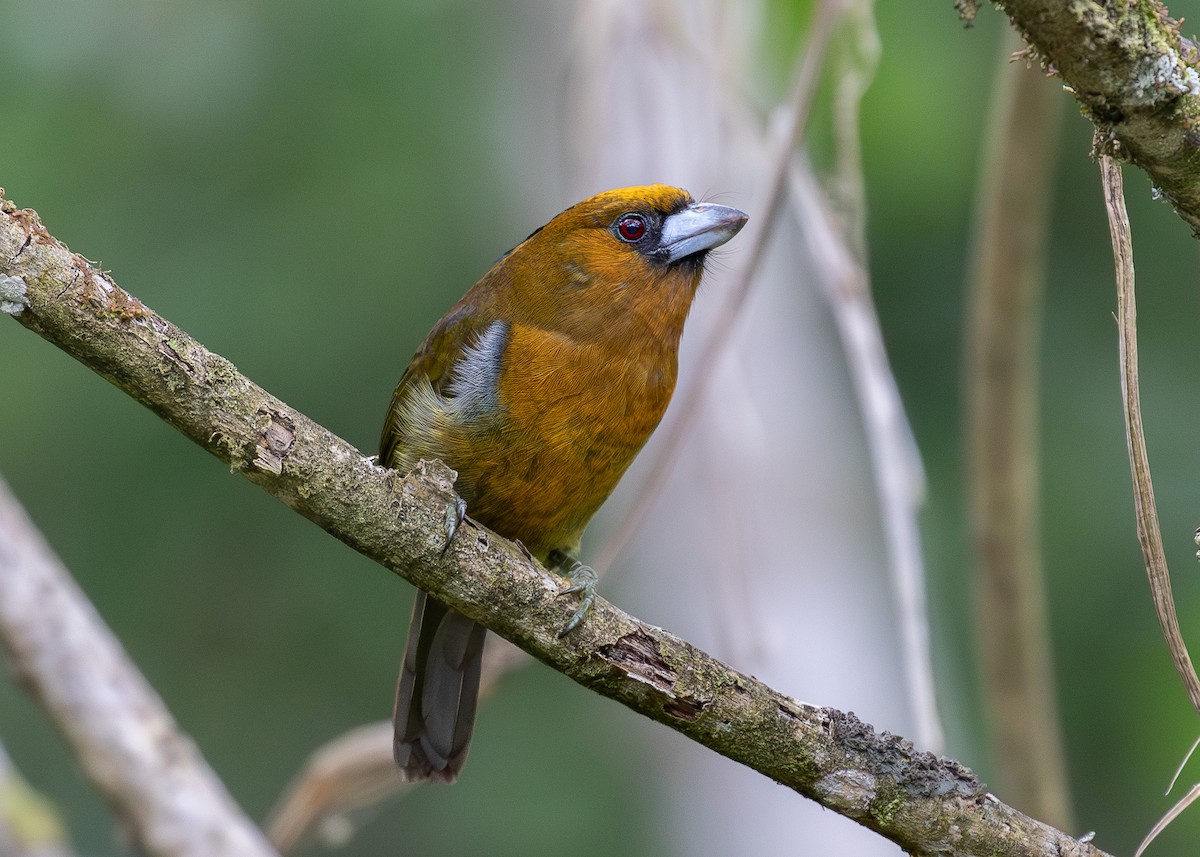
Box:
<box><xmin>661</xmin><ymin>202</ymin><xmax>749</xmax><ymax>264</ymax></box>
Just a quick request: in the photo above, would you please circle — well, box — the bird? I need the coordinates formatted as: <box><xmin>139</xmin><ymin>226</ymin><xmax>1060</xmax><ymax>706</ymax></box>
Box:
<box><xmin>380</xmin><ymin>184</ymin><xmax>747</xmax><ymax>782</ymax></box>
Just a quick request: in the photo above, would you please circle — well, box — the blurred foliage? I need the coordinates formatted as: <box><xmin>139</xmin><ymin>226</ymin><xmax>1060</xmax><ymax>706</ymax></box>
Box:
<box><xmin>4</xmin><ymin>0</ymin><xmax>1200</xmax><ymax>855</ymax></box>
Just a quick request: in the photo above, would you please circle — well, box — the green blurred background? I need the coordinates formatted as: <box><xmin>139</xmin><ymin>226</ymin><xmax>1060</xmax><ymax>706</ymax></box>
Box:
<box><xmin>3</xmin><ymin>1</ymin><xmax>1200</xmax><ymax>855</ymax></box>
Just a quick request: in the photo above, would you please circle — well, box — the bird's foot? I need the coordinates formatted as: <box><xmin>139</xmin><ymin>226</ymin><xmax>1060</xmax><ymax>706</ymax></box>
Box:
<box><xmin>549</xmin><ymin>550</ymin><xmax>598</xmax><ymax>638</ymax></box>
<box><xmin>440</xmin><ymin>496</ymin><xmax>468</xmax><ymax>556</ymax></box>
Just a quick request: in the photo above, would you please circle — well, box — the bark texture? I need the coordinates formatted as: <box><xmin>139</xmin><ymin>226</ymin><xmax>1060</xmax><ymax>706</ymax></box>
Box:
<box><xmin>994</xmin><ymin>0</ymin><xmax>1200</xmax><ymax>233</ymax></box>
<box><xmin>0</xmin><ymin>194</ymin><xmax>1112</xmax><ymax>856</ymax></box>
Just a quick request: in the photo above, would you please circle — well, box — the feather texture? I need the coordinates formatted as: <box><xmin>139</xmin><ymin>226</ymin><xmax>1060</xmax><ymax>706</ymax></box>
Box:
<box><xmin>384</xmin><ymin>185</ymin><xmax>746</xmax><ymax>781</ymax></box>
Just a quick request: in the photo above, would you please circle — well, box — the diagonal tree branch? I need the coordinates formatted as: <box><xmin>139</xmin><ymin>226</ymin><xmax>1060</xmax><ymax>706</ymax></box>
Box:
<box><xmin>0</xmin><ymin>474</ymin><xmax>279</xmax><ymax>857</ymax></box>
<box><xmin>985</xmin><ymin>0</ymin><xmax>1200</xmax><ymax>235</ymax></box>
<box><xmin>0</xmin><ymin>191</ymin><xmax>1111</xmax><ymax>856</ymax></box>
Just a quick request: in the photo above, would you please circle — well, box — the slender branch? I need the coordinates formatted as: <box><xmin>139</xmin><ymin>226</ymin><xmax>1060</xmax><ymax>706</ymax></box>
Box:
<box><xmin>965</xmin><ymin>35</ymin><xmax>1073</xmax><ymax>827</ymax></box>
<box><xmin>0</xmin><ymin>473</ymin><xmax>279</xmax><ymax>857</ymax></box>
<box><xmin>0</xmin><ymin>192</ymin><xmax>1112</xmax><ymax>856</ymax></box>
<box><xmin>990</xmin><ymin>0</ymin><xmax>1200</xmax><ymax>235</ymax></box>
<box><xmin>264</xmin><ymin>723</ymin><xmax>400</xmax><ymax>853</ymax></box>
<box><xmin>1100</xmin><ymin>153</ymin><xmax>1200</xmax><ymax>715</ymax></box>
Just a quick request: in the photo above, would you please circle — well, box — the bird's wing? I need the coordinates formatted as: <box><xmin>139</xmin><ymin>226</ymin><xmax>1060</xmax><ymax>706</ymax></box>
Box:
<box><xmin>378</xmin><ymin>300</ymin><xmax>491</xmax><ymax>467</ymax></box>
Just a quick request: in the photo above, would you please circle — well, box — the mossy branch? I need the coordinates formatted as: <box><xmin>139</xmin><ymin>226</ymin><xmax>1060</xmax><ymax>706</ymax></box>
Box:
<box><xmin>986</xmin><ymin>0</ymin><xmax>1200</xmax><ymax>234</ymax></box>
<box><xmin>0</xmin><ymin>192</ymin><xmax>1110</xmax><ymax>856</ymax></box>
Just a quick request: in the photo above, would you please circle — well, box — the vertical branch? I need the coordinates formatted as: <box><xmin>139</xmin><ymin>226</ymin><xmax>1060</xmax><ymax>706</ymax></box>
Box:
<box><xmin>965</xmin><ymin>35</ymin><xmax>1072</xmax><ymax>826</ymax></box>
<box><xmin>1100</xmin><ymin>152</ymin><xmax>1200</xmax><ymax>716</ymax></box>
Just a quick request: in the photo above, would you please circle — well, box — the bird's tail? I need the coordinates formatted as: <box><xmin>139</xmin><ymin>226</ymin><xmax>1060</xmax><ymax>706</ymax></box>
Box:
<box><xmin>393</xmin><ymin>592</ymin><xmax>487</xmax><ymax>782</ymax></box>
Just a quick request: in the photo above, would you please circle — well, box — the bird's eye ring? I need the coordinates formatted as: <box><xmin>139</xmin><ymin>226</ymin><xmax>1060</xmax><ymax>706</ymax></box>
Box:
<box><xmin>615</xmin><ymin>214</ymin><xmax>647</xmax><ymax>242</ymax></box>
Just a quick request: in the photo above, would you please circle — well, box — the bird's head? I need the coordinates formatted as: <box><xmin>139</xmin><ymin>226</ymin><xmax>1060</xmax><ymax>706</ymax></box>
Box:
<box><xmin>497</xmin><ymin>185</ymin><xmax>747</xmax><ymax>343</ymax></box>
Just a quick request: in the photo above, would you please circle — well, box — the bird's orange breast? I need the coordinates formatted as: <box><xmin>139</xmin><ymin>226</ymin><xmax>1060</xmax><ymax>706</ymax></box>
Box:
<box><xmin>381</xmin><ymin>184</ymin><xmax>747</xmax><ymax>564</ymax></box>
<box><xmin>448</xmin><ymin>320</ymin><xmax>678</xmax><ymax>558</ymax></box>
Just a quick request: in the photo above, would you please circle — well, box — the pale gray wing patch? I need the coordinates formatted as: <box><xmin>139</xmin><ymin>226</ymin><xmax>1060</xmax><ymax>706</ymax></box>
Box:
<box><xmin>443</xmin><ymin>319</ymin><xmax>509</xmax><ymax>418</ymax></box>
<box><xmin>389</xmin><ymin>320</ymin><xmax>509</xmax><ymax>466</ymax></box>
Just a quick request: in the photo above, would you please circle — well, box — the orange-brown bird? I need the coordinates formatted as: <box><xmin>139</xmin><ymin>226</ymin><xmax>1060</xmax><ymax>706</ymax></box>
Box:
<box><xmin>381</xmin><ymin>184</ymin><xmax>747</xmax><ymax>782</ymax></box>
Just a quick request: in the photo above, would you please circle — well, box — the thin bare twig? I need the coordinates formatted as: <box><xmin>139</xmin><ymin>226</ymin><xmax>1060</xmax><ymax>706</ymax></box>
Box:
<box><xmin>0</xmin><ymin>190</ymin><xmax>1114</xmax><ymax>857</ymax></box>
<box><xmin>1100</xmin><ymin>152</ymin><xmax>1200</xmax><ymax>714</ymax></box>
<box><xmin>1101</xmin><ymin>148</ymin><xmax>1200</xmax><ymax>855</ymax></box>
<box><xmin>1166</xmin><ymin>733</ymin><xmax>1200</xmax><ymax>795</ymax></box>
<box><xmin>1134</xmin><ymin>782</ymin><xmax>1200</xmax><ymax>857</ymax></box>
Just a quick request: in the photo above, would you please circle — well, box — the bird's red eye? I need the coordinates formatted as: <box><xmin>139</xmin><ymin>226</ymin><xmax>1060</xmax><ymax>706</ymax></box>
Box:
<box><xmin>616</xmin><ymin>214</ymin><xmax>647</xmax><ymax>242</ymax></box>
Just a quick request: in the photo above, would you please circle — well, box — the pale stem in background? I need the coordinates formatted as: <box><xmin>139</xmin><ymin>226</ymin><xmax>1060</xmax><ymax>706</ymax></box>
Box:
<box><xmin>0</xmin><ymin>476</ymin><xmax>280</xmax><ymax>857</ymax></box>
<box><xmin>965</xmin><ymin>34</ymin><xmax>1072</xmax><ymax>827</ymax></box>
<box><xmin>264</xmin><ymin>640</ymin><xmax>528</xmax><ymax>854</ymax></box>
<box><xmin>265</xmin><ymin>723</ymin><xmax>402</xmax><ymax>853</ymax></box>
<box><xmin>807</xmin><ymin>0</ymin><xmax>945</xmax><ymax>754</ymax></box>
<box><xmin>0</xmin><ymin>740</ymin><xmax>77</xmax><ymax>857</ymax></box>
<box><xmin>785</xmin><ymin>153</ymin><xmax>943</xmax><ymax>754</ymax></box>
<box><xmin>591</xmin><ymin>0</ymin><xmax>844</xmax><ymax>578</ymax></box>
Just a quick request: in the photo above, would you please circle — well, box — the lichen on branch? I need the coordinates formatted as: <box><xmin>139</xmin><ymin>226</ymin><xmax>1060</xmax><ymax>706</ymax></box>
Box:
<box><xmin>0</xmin><ymin>191</ymin><xmax>1112</xmax><ymax>857</ymax></box>
<box><xmin>993</xmin><ymin>0</ymin><xmax>1200</xmax><ymax>234</ymax></box>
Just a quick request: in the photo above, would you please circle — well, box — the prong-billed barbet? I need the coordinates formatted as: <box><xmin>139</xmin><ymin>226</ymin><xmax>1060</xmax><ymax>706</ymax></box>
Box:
<box><xmin>381</xmin><ymin>185</ymin><xmax>747</xmax><ymax>782</ymax></box>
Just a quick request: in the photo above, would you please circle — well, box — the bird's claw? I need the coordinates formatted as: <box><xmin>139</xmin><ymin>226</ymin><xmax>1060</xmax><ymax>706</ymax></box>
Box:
<box><xmin>550</xmin><ymin>550</ymin><xmax>598</xmax><ymax>638</ymax></box>
<box><xmin>441</xmin><ymin>496</ymin><xmax>468</xmax><ymax>556</ymax></box>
